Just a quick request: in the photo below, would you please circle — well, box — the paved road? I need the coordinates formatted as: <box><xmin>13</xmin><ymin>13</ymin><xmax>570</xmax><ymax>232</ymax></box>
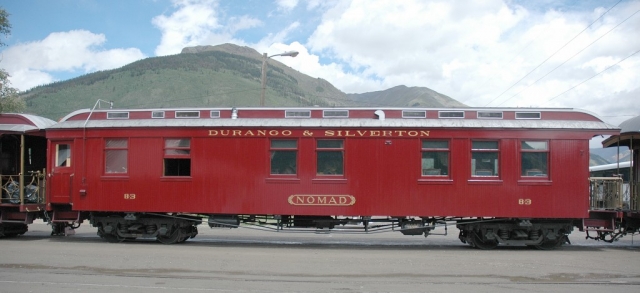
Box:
<box><xmin>1</xmin><ymin>221</ymin><xmax>639</xmax><ymax>293</ymax></box>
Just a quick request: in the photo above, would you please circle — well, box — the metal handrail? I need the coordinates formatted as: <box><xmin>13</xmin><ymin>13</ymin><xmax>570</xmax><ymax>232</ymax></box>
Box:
<box><xmin>589</xmin><ymin>176</ymin><xmax>624</xmax><ymax>210</ymax></box>
<box><xmin>1</xmin><ymin>171</ymin><xmax>46</xmax><ymax>205</ymax></box>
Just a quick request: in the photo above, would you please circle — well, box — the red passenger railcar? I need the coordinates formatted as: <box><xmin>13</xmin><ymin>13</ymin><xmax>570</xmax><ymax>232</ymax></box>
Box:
<box><xmin>42</xmin><ymin>107</ymin><xmax>618</xmax><ymax>248</ymax></box>
<box><xmin>0</xmin><ymin>113</ymin><xmax>54</xmax><ymax>237</ymax></box>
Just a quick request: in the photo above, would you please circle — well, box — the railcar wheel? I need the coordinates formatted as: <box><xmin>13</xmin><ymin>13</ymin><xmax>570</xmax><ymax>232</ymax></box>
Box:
<box><xmin>104</xmin><ymin>234</ymin><xmax>124</xmax><ymax>243</ymax></box>
<box><xmin>157</xmin><ymin>227</ymin><xmax>183</xmax><ymax>244</ymax></box>
<box><xmin>98</xmin><ymin>227</ymin><xmax>124</xmax><ymax>243</ymax></box>
<box><xmin>533</xmin><ymin>237</ymin><xmax>565</xmax><ymax>250</ymax></box>
<box><xmin>470</xmin><ymin>233</ymin><xmax>498</xmax><ymax>250</ymax></box>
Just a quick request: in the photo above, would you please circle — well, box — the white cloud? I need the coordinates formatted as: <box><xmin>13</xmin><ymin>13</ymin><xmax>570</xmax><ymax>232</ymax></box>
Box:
<box><xmin>297</xmin><ymin>0</ymin><xmax>640</xmax><ymax>124</ymax></box>
<box><xmin>152</xmin><ymin>0</ymin><xmax>262</xmax><ymax>55</ymax></box>
<box><xmin>1</xmin><ymin>30</ymin><xmax>145</xmax><ymax>90</ymax></box>
<box><xmin>152</xmin><ymin>0</ymin><xmax>222</xmax><ymax>56</ymax></box>
<box><xmin>276</xmin><ymin>0</ymin><xmax>299</xmax><ymax>11</ymax></box>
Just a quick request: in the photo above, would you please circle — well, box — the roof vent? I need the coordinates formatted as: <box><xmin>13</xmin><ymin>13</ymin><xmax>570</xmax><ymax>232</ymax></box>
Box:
<box><xmin>374</xmin><ymin>110</ymin><xmax>385</xmax><ymax>121</ymax></box>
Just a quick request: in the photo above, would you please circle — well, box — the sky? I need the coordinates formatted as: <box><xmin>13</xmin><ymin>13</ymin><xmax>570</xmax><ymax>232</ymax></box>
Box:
<box><xmin>0</xmin><ymin>0</ymin><xmax>638</xmax><ymax>130</ymax></box>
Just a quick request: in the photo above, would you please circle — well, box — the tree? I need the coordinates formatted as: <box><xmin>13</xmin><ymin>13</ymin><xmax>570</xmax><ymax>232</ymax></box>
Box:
<box><xmin>0</xmin><ymin>8</ymin><xmax>10</xmax><ymax>47</ymax></box>
<box><xmin>0</xmin><ymin>7</ymin><xmax>24</xmax><ymax>113</ymax></box>
<box><xmin>0</xmin><ymin>69</ymin><xmax>25</xmax><ymax>113</ymax></box>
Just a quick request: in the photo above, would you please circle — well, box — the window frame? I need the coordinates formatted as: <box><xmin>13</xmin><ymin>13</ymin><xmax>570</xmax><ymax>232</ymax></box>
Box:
<box><xmin>269</xmin><ymin>139</ymin><xmax>298</xmax><ymax>176</ymax></box>
<box><xmin>54</xmin><ymin>143</ymin><xmax>72</xmax><ymax>168</ymax></box>
<box><xmin>104</xmin><ymin>138</ymin><xmax>128</xmax><ymax>175</ymax></box>
<box><xmin>163</xmin><ymin>138</ymin><xmax>191</xmax><ymax>177</ymax></box>
<box><xmin>316</xmin><ymin>139</ymin><xmax>345</xmax><ymax>177</ymax></box>
<box><xmin>520</xmin><ymin>140</ymin><xmax>549</xmax><ymax>179</ymax></box>
<box><xmin>421</xmin><ymin>140</ymin><xmax>450</xmax><ymax>178</ymax></box>
<box><xmin>470</xmin><ymin>140</ymin><xmax>500</xmax><ymax>178</ymax></box>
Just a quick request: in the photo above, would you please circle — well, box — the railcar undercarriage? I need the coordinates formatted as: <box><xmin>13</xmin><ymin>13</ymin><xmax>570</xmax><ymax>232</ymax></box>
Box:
<box><xmin>0</xmin><ymin>222</ymin><xmax>28</xmax><ymax>237</ymax></box>
<box><xmin>456</xmin><ymin>219</ymin><xmax>573</xmax><ymax>250</ymax></box>
<box><xmin>83</xmin><ymin>212</ymin><xmax>578</xmax><ymax>249</ymax></box>
<box><xmin>90</xmin><ymin>213</ymin><xmax>201</xmax><ymax>244</ymax></box>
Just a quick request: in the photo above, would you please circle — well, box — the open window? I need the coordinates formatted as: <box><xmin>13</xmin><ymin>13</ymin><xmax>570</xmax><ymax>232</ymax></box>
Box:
<box><xmin>164</xmin><ymin>138</ymin><xmax>191</xmax><ymax>176</ymax></box>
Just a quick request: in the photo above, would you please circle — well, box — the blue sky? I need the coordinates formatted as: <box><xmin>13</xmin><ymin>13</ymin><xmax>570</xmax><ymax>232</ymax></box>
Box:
<box><xmin>0</xmin><ymin>0</ymin><xmax>638</xmax><ymax>127</ymax></box>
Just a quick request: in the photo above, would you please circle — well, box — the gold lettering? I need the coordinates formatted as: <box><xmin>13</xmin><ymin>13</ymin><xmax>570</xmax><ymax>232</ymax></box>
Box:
<box><xmin>420</xmin><ymin>131</ymin><xmax>430</xmax><ymax>137</ymax></box>
<box><xmin>220</xmin><ymin>130</ymin><xmax>230</xmax><ymax>136</ymax></box>
<box><xmin>209</xmin><ymin>130</ymin><xmax>218</xmax><ymax>136</ymax></box>
<box><xmin>408</xmin><ymin>131</ymin><xmax>418</xmax><ymax>137</ymax></box>
<box><xmin>370</xmin><ymin>131</ymin><xmax>380</xmax><ymax>136</ymax></box>
<box><xmin>282</xmin><ymin>130</ymin><xmax>292</xmax><ymax>136</ymax></box>
<box><xmin>383</xmin><ymin>131</ymin><xmax>392</xmax><ymax>136</ymax></box>
<box><xmin>269</xmin><ymin>130</ymin><xmax>279</xmax><ymax>136</ymax></box>
<box><xmin>245</xmin><ymin>130</ymin><xmax>255</xmax><ymax>136</ymax></box>
<box><xmin>325</xmin><ymin>130</ymin><xmax>335</xmax><ymax>137</ymax></box>
<box><xmin>303</xmin><ymin>130</ymin><xmax>313</xmax><ymax>136</ymax></box>
<box><xmin>233</xmin><ymin>130</ymin><xmax>242</xmax><ymax>136</ymax></box>
<box><xmin>287</xmin><ymin>195</ymin><xmax>355</xmax><ymax>206</ymax></box>
<box><xmin>357</xmin><ymin>130</ymin><xmax>367</xmax><ymax>136</ymax></box>
<box><xmin>257</xmin><ymin>130</ymin><xmax>266</xmax><ymax>136</ymax></box>
<box><xmin>344</xmin><ymin>130</ymin><xmax>355</xmax><ymax>137</ymax></box>
<box><xmin>395</xmin><ymin>130</ymin><xmax>407</xmax><ymax>136</ymax></box>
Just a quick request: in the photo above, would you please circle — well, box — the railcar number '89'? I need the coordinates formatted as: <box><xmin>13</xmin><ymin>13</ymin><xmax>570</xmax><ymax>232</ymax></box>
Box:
<box><xmin>124</xmin><ymin>194</ymin><xmax>137</xmax><ymax>200</ymax></box>
<box><xmin>518</xmin><ymin>199</ymin><xmax>532</xmax><ymax>205</ymax></box>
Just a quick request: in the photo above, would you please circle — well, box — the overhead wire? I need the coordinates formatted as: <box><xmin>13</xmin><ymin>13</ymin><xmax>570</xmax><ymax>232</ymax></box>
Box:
<box><xmin>497</xmin><ymin>7</ymin><xmax>640</xmax><ymax>106</ymax></box>
<box><xmin>484</xmin><ymin>0</ymin><xmax>623</xmax><ymax>107</ymax></box>
<box><xmin>541</xmin><ymin>48</ymin><xmax>640</xmax><ymax>105</ymax></box>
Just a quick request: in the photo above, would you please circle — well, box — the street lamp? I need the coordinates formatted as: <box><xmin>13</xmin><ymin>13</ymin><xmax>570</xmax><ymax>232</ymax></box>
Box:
<box><xmin>260</xmin><ymin>50</ymin><xmax>299</xmax><ymax>106</ymax></box>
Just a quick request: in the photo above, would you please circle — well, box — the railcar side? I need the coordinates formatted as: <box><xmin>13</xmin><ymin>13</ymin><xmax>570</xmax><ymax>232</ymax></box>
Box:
<box><xmin>42</xmin><ymin>107</ymin><xmax>618</xmax><ymax>248</ymax></box>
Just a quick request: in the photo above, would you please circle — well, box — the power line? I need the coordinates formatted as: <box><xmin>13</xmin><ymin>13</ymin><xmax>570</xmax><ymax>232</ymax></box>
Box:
<box><xmin>497</xmin><ymin>8</ymin><xmax>640</xmax><ymax>106</ymax></box>
<box><xmin>484</xmin><ymin>0</ymin><xmax>623</xmax><ymax>107</ymax></box>
<box><xmin>541</xmin><ymin>48</ymin><xmax>640</xmax><ymax>105</ymax></box>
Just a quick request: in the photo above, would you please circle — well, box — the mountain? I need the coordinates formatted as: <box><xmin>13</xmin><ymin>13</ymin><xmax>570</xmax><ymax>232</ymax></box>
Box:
<box><xmin>590</xmin><ymin>147</ymin><xmax>630</xmax><ymax>166</ymax></box>
<box><xmin>348</xmin><ymin>85</ymin><xmax>466</xmax><ymax>108</ymax></box>
<box><xmin>20</xmin><ymin>43</ymin><xmax>466</xmax><ymax>120</ymax></box>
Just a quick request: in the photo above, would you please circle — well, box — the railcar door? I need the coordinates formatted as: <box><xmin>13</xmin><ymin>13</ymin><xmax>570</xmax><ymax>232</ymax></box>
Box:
<box><xmin>49</xmin><ymin>141</ymin><xmax>74</xmax><ymax>203</ymax></box>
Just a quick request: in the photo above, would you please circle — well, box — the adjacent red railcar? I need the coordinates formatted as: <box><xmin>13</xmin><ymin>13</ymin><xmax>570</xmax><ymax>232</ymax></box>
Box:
<box><xmin>0</xmin><ymin>114</ymin><xmax>54</xmax><ymax>237</ymax></box>
<box><xmin>41</xmin><ymin>107</ymin><xmax>617</xmax><ymax>248</ymax></box>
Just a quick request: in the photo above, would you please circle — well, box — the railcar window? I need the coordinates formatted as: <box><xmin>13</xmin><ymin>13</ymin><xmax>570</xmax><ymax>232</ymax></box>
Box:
<box><xmin>439</xmin><ymin>111</ymin><xmax>464</xmax><ymax>118</ymax></box>
<box><xmin>152</xmin><ymin>111</ymin><xmax>164</xmax><ymax>118</ymax></box>
<box><xmin>175</xmin><ymin>111</ymin><xmax>200</xmax><ymax>118</ymax></box>
<box><xmin>164</xmin><ymin>139</ymin><xmax>191</xmax><ymax>176</ymax></box>
<box><xmin>521</xmin><ymin>141</ymin><xmax>548</xmax><ymax>177</ymax></box>
<box><xmin>477</xmin><ymin>111</ymin><xmax>503</xmax><ymax>119</ymax></box>
<box><xmin>403</xmin><ymin>110</ymin><xmax>427</xmax><ymax>118</ymax></box>
<box><xmin>55</xmin><ymin>144</ymin><xmax>71</xmax><ymax>167</ymax></box>
<box><xmin>515</xmin><ymin>112</ymin><xmax>541</xmax><ymax>119</ymax></box>
<box><xmin>471</xmin><ymin>141</ymin><xmax>499</xmax><ymax>177</ymax></box>
<box><xmin>105</xmin><ymin>139</ymin><xmax>128</xmax><ymax>174</ymax></box>
<box><xmin>323</xmin><ymin>110</ymin><xmax>349</xmax><ymax>118</ymax></box>
<box><xmin>316</xmin><ymin>140</ymin><xmax>344</xmax><ymax>175</ymax></box>
<box><xmin>285</xmin><ymin>110</ymin><xmax>311</xmax><ymax>118</ymax></box>
<box><xmin>270</xmin><ymin>140</ymin><xmax>297</xmax><ymax>175</ymax></box>
<box><xmin>210</xmin><ymin>111</ymin><xmax>220</xmax><ymax>118</ymax></box>
<box><xmin>107</xmin><ymin>112</ymin><xmax>129</xmax><ymax>119</ymax></box>
<box><xmin>421</xmin><ymin>140</ymin><xmax>449</xmax><ymax>176</ymax></box>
